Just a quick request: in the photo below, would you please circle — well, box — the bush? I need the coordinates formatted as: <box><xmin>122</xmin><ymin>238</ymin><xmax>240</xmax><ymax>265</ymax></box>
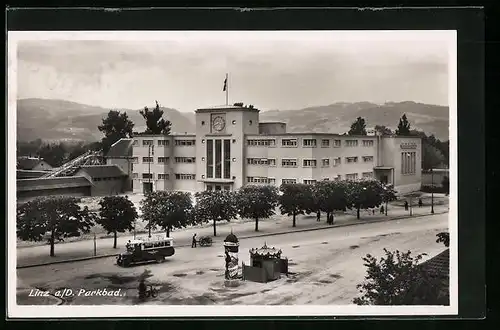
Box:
<box><xmin>353</xmin><ymin>248</ymin><xmax>447</xmax><ymax>305</ymax></box>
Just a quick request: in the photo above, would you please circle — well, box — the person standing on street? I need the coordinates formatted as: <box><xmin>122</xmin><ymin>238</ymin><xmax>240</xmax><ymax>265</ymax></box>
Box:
<box><xmin>418</xmin><ymin>198</ymin><xmax>423</xmax><ymax>208</ymax></box>
<box><xmin>404</xmin><ymin>201</ymin><xmax>409</xmax><ymax>211</ymax></box>
<box><xmin>192</xmin><ymin>233</ymin><xmax>197</xmax><ymax>248</ymax></box>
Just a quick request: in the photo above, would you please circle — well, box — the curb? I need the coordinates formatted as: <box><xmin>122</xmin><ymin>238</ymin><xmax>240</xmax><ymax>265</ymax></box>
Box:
<box><xmin>16</xmin><ymin>210</ymin><xmax>448</xmax><ymax>269</ymax></box>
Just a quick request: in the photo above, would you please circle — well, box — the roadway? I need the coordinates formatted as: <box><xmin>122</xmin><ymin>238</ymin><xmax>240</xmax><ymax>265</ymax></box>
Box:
<box><xmin>17</xmin><ymin>212</ymin><xmax>449</xmax><ymax>305</ymax></box>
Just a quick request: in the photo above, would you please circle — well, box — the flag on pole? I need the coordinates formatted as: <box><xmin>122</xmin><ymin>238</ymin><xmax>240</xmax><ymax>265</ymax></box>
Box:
<box><xmin>223</xmin><ymin>76</ymin><xmax>227</xmax><ymax>91</ymax></box>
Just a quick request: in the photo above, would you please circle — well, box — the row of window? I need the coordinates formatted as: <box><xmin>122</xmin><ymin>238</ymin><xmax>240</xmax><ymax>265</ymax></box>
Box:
<box><xmin>278</xmin><ymin>156</ymin><xmax>373</xmax><ymax>168</ymax></box>
<box><xmin>133</xmin><ymin>173</ymin><xmax>196</xmax><ymax>180</ymax></box>
<box><xmin>134</xmin><ymin>157</ymin><xmax>196</xmax><ymax>164</ymax></box>
<box><xmin>247</xmin><ymin>138</ymin><xmax>374</xmax><ymax>148</ymax></box>
<box><xmin>248</xmin><ymin>172</ymin><xmax>374</xmax><ymax>186</ymax></box>
<box><xmin>135</xmin><ymin>139</ymin><xmax>196</xmax><ymax>147</ymax></box>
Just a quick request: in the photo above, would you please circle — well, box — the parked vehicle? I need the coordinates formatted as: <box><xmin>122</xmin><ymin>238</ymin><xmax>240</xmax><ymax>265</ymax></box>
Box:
<box><xmin>117</xmin><ymin>235</ymin><xmax>175</xmax><ymax>267</ymax></box>
<box><xmin>198</xmin><ymin>236</ymin><xmax>213</xmax><ymax>247</ymax></box>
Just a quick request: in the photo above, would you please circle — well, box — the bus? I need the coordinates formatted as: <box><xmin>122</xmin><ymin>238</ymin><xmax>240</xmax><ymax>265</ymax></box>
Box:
<box><xmin>116</xmin><ymin>235</ymin><xmax>175</xmax><ymax>267</ymax></box>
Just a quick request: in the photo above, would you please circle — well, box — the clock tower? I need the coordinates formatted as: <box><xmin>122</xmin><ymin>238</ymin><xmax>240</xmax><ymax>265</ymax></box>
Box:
<box><xmin>194</xmin><ymin>104</ymin><xmax>260</xmax><ymax>192</ymax></box>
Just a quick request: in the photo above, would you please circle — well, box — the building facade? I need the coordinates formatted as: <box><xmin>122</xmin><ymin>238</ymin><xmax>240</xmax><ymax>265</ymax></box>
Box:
<box><xmin>128</xmin><ymin>105</ymin><xmax>422</xmax><ymax>195</ymax></box>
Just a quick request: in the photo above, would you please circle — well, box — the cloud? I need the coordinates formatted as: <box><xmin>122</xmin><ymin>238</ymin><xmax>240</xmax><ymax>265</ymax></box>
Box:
<box><xmin>15</xmin><ymin>32</ymin><xmax>452</xmax><ymax>111</ymax></box>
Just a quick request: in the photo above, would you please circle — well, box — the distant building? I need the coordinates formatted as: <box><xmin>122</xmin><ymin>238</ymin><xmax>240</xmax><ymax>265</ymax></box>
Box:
<box><xmin>75</xmin><ymin>165</ymin><xmax>128</xmax><ymax>196</ymax></box>
<box><xmin>17</xmin><ymin>157</ymin><xmax>53</xmax><ymax>171</ymax></box>
<box><xmin>17</xmin><ymin>176</ymin><xmax>92</xmax><ymax>202</ymax></box>
<box><xmin>105</xmin><ymin>138</ymin><xmax>134</xmax><ymax>191</ymax></box>
<box><xmin>121</xmin><ymin>104</ymin><xmax>422</xmax><ymax>195</ymax></box>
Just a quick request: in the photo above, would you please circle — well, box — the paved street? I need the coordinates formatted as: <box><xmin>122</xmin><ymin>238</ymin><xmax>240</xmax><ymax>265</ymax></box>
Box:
<box><xmin>17</xmin><ymin>212</ymin><xmax>449</xmax><ymax>305</ymax></box>
<box><xmin>16</xmin><ymin>202</ymin><xmax>448</xmax><ymax>267</ymax></box>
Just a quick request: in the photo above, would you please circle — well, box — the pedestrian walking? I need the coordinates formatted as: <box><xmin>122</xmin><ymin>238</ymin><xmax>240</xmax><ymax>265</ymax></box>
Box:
<box><xmin>192</xmin><ymin>233</ymin><xmax>197</xmax><ymax>248</ymax></box>
<box><xmin>418</xmin><ymin>198</ymin><xmax>423</xmax><ymax>208</ymax></box>
<box><xmin>404</xmin><ymin>201</ymin><xmax>409</xmax><ymax>211</ymax></box>
<box><xmin>372</xmin><ymin>209</ymin><xmax>375</xmax><ymax>215</ymax></box>
<box><xmin>380</xmin><ymin>205</ymin><xmax>384</xmax><ymax>214</ymax></box>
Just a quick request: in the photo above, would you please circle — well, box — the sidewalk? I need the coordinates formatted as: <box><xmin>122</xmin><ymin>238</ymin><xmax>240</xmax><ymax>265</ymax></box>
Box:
<box><xmin>16</xmin><ymin>204</ymin><xmax>449</xmax><ymax>268</ymax></box>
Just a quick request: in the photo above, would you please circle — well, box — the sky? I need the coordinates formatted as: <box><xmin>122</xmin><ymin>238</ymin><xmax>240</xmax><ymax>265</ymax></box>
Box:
<box><xmin>14</xmin><ymin>31</ymin><xmax>453</xmax><ymax>112</ymax></box>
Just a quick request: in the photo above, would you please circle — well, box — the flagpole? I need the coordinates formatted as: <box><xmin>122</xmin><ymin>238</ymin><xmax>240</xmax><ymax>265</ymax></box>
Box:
<box><xmin>225</xmin><ymin>73</ymin><xmax>229</xmax><ymax>106</ymax></box>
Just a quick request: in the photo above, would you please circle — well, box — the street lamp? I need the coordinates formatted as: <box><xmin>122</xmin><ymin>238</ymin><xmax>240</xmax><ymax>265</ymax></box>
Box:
<box><xmin>431</xmin><ymin>168</ymin><xmax>435</xmax><ymax>214</ymax></box>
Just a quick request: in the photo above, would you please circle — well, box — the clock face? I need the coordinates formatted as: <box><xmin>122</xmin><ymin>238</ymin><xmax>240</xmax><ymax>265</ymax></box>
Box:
<box><xmin>212</xmin><ymin>116</ymin><xmax>226</xmax><ymax>131</ymax></box>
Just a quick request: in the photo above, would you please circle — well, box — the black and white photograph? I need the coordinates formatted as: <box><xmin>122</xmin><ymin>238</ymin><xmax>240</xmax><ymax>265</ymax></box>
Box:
<box><xmin>8</xmin><ymin>29</ymin><xmax>457</xmax><ymax>317</ymax></box>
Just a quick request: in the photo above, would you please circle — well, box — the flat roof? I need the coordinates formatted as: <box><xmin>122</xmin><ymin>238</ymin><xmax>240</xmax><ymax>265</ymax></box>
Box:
<box><xmin>17</xmin><ymin>176</ymin><xmax>92</xmax><ymax>191</ymax></box>
<box><xmin>196</xmin><ymin>105</ymin><xmax>260</xmax><ymax>113</ymax></box>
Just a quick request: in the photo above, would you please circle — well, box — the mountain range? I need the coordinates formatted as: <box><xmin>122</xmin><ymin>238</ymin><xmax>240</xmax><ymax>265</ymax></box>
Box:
<box><xmin>16</xmin><ymin>98</ymin><xmax>450</xmax><ymax>142</ymax></box>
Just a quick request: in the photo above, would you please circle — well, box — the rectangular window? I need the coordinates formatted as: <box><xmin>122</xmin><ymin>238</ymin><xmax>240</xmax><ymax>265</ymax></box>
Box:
<box><xmin>247</xmin><ymin>177</ymin><xmax>274</xmax><ymax>184</ymax></box>
<box><xmin>303</xmin><ymin>159</ymin><xmax>317</xmax><ymax>167</ymax></box>
<box><xmin>142</xmin><ymin>173</ymin><xmax>153</xmax><ymax>179</ymax></box>
<box><xmin>142</xmin><ymin>140</ymin><xmax>154</xmax><ymax>146</ymax></box>
<box><xmin>281</xmin><ymin>138</ymin><xmax>297</xmax><ymax>147</ymax></box>
<box><xmin>132</xmin><ymin>173</ymin><xmax>138</xmax><ymax>179</ymax></box>
<box><xmin>215</xmin><ymin>139</ymin><xmax>222</xmax><ymax>178</ymax></box>
<box><xmin>303</xmin><ymin>139</ymin><xmax>317</xmax><ymax>147</ymax></box>
<box><xmin>132</xmin><ymin>140</ymin><xmax>139</xmax><ymax>146</ymax></box>
<box><xmin>333</xmin><ymin>139</ymin><xmax>342</xmax><ymax>147</ymax></box>
<box><xmin>224</xmin><ymin>139</ymin><xmax>231</xmax><ymax>179</ymax></box>
<box><xmin>158</xmin><ymin>157</ymin><xmax>169</xmax><ymax>164</ymax></box>
<box><xmin>175</xmin><ymin>157</ymin><xmax>196</xmax><ymax>163</ymax></box>
<box><xmin>282</xmin><ymin>158</ymin><xmax>298</xmax><ymax>167</ymax></box>
<box><xmin>206</xmin><ymin>139</ymin><xmax>213</xmax><ymax>178</ymax></box>
<box><xmin>142</xmin><ymin>157</ymin><xmax>153</xmax><ymax>163</ymax></box>
<box><xmin>175</xmin><ymin>140</ymin><xmax>196</xmax><ymax>146</ymax></box>
<box><xmin>131</xmin><ymin>157</ymin><xmax>139</xmax><ymax>164</ymax></box>
<box><xmin>247</xmin><ymin>139</ymin><xmax>276</xmax><ymax>147</ymax></box>
<box><xmin>321</xmin><ymin>139</ymin><xmax>330</xmax><ymax>147</ymax></box>
<box><xmin>282</xmin><ymin>179</ymin><xmax>297</xmax><ymax>185</ymax></box>
<box><xmin>247</xmin><ymin>158</ymin><xmax>276</xmax><ymax>166</ymax></box>
<box><xmin>346</xmin><ymin>173</ymin><xmax>359</xmax><ymax>181</ymax></box>
<box><xmin>346</xmin><ymin>157</ymin><xmax>358</xmax><ymax>163</ymax></box>
<box><xmin>345</xmin><ymin>140</ymin><xmax>358</xmax><ymax>147</ymax></box>
<box><xmin>158</xmin><ymin>173</ymin><xmax>170</xmax><ymax>180</ymax></box>
<box><xmin>362</xmin><ymin>172</ymin><xmax>373</xmax><ymax>178</ymax></box>
<box><xmin>303</xmin><ymin>179</ymin><xmax>317</xmax><ymax>185</ymax></box>
<box><xmin>332</xmin><ymin>157</ymin><xmax>341</xmax><ymax>166</ymax></box>
<box><xmin>362</xmin><ymin>156</ymin><xmax>374</xmax><ymax>162</ymax></box>
<box><xmin>158</xmin><ymin>140</ymin><xmax>170</xmax><ymax>146</ymax></box>
<box><xmin>175</xmin><ymin>173</ymin><xmax>196</xmax><ymax>180</ymax></box>
<box><xmin>206</xmin><ymin>185</ymin><xmax>213</xmax><ymax>191</ymax></box>
<box><xmin>322</xmin><ymin>158</ymin><xmax>330</xmax><ymax>167</ymax></box>
<box><xmin>362</xmin><ymin>140</ymin><xmax>374</xmax><ymax>147</ymax></box>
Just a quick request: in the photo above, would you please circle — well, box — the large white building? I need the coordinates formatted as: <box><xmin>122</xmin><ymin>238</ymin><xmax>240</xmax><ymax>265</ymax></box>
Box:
<box><xmin>108</xmin><ymin>105</ymin><xmax>422</xmax><ymax>195</ymax></box>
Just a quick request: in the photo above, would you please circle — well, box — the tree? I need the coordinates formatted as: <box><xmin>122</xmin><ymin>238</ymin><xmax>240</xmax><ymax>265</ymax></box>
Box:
<box><xmin>235</xmin><ymin>185</ymin><xmax>279</xmax><ymax>232</ymax></box>
<box><xmin>97</xmin><ymin>196</ymin><xmax>138</xmax><ymax>248</ymax></box>
<box><xmin>348</xmin><ymin>117</ymin><xmax>367</xmax><ymax>135</ymax></box>
<box><xmin>396</xmin><ymin>113</ymin><xmax>411</xmax><ymax>136</ymax></box>
<box><xmin>194</xmin><ymin>191</ymin><xmax>238</xmax><ymax>236</ymax></box>
<box><xmin>436</xmin><ymin>232</ymin><xmax>449</xmax><ymax>247</ymax></box>
<box><xmin>353</xmin><ymin>248</ymin><xmax>446</xmax><ymax>305</ymax></box>
<box><xmin>374</xmin><ymin>125</ymin><xmax>393</xmax><ymax>136</ymax></box>
<box><xmin>346</xmin><ymin>179</ymin><xmax>384</xmax><ymax>219</ymax></box>
<box><xmin>140</xmin><ymin>191</ymin><xmax>193</xmax><ymax>237</ymax></box>
<box><xmin>17</xmin><ymin>197</ymin><xmax>96</xmax><ymax>257</ymax></box>
<box><xmin>422</xmin><ymin>143</ymin><xmax>446</xmax><ymax>170</ymax></box>
<box><xmin>311</xmin><ymin>180</ymin><xmax>349</xmax><ymax>224</ymax></box>
<box><xmin>98</xmin><ymin>110</ymin><xmax>135</xmax><ymax>154</ymax></box>
<box><xmin>279</xmin><ymin>183</ymin><xmax>313</xmax><ymax>227</ymax></box>
<box><xmin>140</xmin><ymin>100</ymin><xmax>172</xmax><ymax>135</ymax></box>
<box><xmin>37</xmin><ymin>142</ymin><xmax>67</xmax><ymax>167</ymax></box>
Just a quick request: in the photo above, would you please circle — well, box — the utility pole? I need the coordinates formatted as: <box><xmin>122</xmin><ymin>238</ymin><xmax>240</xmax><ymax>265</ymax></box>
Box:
<box><xmin>93</xmin><ymin>233</ymin><xmax>97</xmax><ymax>256</ymax></box>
